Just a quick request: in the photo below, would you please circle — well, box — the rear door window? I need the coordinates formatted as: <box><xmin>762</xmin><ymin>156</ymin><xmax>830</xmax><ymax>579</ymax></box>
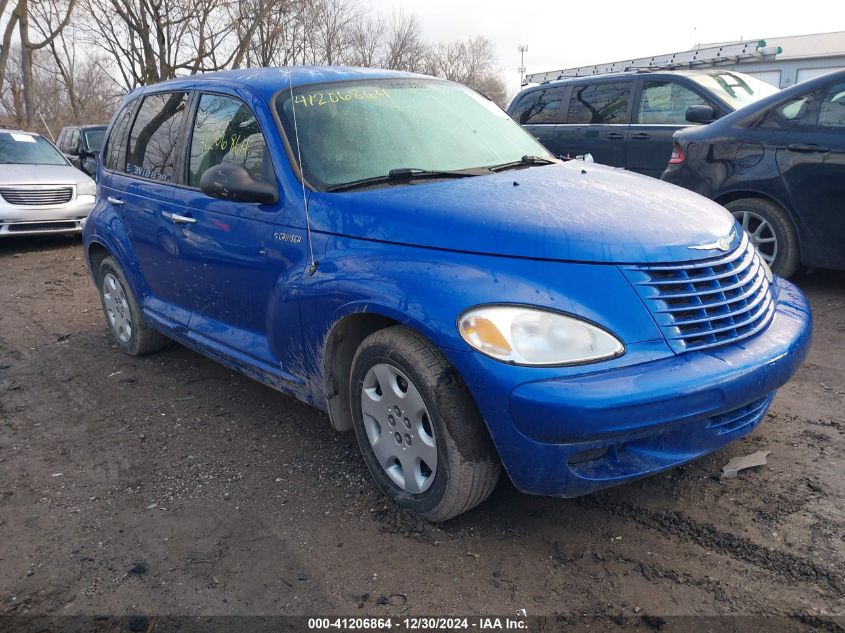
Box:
<box><xmin>567</xmin><ymin>82</ymin><xmax>631</xmax><ymax>124</ymax></box>
<box><xmin>637</xmin><ymin>81</ymin><xmax>709</xmax><ymax>124</ymax></box>
<box><xmin>126</xmin><ymin>92</ymin><xmax>188</xmax><ymax>182</ymax></box>
<box><xmin>188</xmin><ymin>93</ymin><xmax>273</xmax><ymax>187</ymax></box>
<box><xmin>819</xmin><ymin>81</ymin><xmax>845</xmax><ymax>127</ymax></box>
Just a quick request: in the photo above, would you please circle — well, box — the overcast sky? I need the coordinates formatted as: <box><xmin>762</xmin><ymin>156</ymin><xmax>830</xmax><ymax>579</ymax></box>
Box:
<box><xmin>368</xmin><ymin>0</ymin><xmax>843</xmax><ymax>96</ymax></box>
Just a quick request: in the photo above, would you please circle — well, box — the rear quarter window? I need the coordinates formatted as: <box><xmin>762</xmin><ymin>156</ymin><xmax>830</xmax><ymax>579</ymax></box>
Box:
<box><xmin>819</xmin><ymin>81</ymin><xmax>845</xmax><ymax>127</ymax></box>
<box><xmin>511</xmin><ymin>87</ymin><xmax>565</xmax><ymax>125</ymax></box>
<box><xmin>104</xmin><ymin>105</ymin><xmax>134</xmax><ymax>172</ymax></box>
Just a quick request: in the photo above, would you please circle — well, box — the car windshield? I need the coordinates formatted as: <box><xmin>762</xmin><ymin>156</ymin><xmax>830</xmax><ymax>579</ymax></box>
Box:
<box><xmin>691</xmin><ymin>72</ymin><xmax>780</xmax><ymax>110</ymax></box>
<box><xmin>275</xmin><ymin>78</ymin><xmax>553</xmax><ymax>189</ymax></box>
<box><xmin>0</xmin><ymin>131</ymin><xmax>67</xmax><ymax>165</ymax></box>
<box><xmin>83</xmin><ymin>128</ymin><xmax>106</xmax><ymax>151</ymax></box>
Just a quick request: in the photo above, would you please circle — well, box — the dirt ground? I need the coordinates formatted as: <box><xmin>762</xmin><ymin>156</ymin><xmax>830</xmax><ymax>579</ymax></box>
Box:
<box><xmin>1</xmin><ymin>235</ymin><xmax>843</xmax><ymax>626</ymax></box>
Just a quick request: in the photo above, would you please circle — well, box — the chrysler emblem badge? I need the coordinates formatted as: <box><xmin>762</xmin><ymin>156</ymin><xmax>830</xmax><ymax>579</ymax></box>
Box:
<box><xmin>689</xmin><ymin>234</ymin><xmax>734</xmax><ymax>252</ymax></box>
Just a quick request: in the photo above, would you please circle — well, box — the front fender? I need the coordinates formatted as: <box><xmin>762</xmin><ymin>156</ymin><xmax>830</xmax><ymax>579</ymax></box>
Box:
<box><xmin>298</xmin><ymin>235</ymin><xmax>672</xmax><ymax>410</ymax></box>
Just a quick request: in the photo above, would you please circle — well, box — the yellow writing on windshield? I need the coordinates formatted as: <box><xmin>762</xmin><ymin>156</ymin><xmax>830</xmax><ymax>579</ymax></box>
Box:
<box><xmin>294</xmin><ymin>88</ymin><xmax>389</xmax><ymax>108</ymax></box>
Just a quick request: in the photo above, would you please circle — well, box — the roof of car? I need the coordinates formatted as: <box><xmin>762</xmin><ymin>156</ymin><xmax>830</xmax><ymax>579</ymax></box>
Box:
<box><xmin>58</xmin><ymin>124</ymin><xmax>106</xmax><ymax>132</ymax></box>
<box><xmin>130</xmin><ymin>66</ymin><xmax>433</xmax><ymax>101</ymax></box>
<box><xmin>521</xmin><ymin>68</ymin><xmax>757</xmax><ymax>90</ymax></box>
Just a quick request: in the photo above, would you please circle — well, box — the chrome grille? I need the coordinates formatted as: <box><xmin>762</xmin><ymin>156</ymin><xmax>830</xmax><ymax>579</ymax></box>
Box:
<box><xmin>623</xmin><ymin>233</ymin><xmax>775</xmax><ymax>353</ymax></box>
<box><xmin>0</xmin><ymin>187</ymin><xmax>73</xmax><ymax>206</ymax></box>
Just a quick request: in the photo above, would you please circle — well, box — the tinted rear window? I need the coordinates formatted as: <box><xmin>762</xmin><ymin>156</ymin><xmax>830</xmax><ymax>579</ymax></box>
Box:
<box><xmin>567</xmin><ymin>82</ymin><xmax>631</xmax><ymax>124</ymax></box>
<box><xmin>511</xmin><ymin>87</ymin><xmax>565</xmax><ymax>125</ymax></box>
<box><xmin>126</xmin><ymin>92</ymin><xmax>188</xmax><ymax>182</ymax></box>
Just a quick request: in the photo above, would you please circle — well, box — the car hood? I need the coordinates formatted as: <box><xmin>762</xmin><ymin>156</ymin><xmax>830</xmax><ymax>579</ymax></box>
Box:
<box><xmin>308</xmin><ymin>161</ymin><xmax>737</xmax><ymax>264</ymax></box>
<box><xmin>0</xmin><ymin>164</ymin><xmax>89</xmax><ymax>186</ymax></box>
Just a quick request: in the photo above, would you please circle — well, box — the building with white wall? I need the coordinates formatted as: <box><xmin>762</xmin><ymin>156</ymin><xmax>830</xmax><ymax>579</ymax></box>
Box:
<box><xmin>695</xmin><ymin>31</ymin><xmax>845</xmax><ymax>88</ymax></box>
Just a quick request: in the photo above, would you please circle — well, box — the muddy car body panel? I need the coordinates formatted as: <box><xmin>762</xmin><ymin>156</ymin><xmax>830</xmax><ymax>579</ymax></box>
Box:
<box><xmin>84</xmin><ymin>68</ymin><xmax>812</xmax><ymax>509</ymax></box>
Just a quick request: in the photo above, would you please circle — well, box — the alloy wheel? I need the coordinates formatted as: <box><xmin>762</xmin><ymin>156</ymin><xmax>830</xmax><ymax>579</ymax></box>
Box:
<box><xmin>734</xmin><ymin>210</ymin><xmax>777</xmax><ymax>265</ymax></box>
<box><xmin>102</xmin><ymin>272</ymin><xmax>132</xmax><ymax>343</ymax></box>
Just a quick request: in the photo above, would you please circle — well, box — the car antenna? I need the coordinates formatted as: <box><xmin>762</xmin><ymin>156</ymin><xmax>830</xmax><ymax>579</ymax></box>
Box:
<box><xmin>288</xmin><ymin>69</ymin><xmax>319</xmax><ymax>276</ymax></box>
<box><xmin>37</xmin><ymin>110</ymin><xmax>55</xmax><ymax>142</ymax></box>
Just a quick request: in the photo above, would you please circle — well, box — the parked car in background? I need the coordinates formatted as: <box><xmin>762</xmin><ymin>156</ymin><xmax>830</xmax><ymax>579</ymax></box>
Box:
<box><xmin>84</xmin><ymin>68</ymin><xmax>810</xmax><ymax>521</ymax></box>
<box><xmin>0</xmin><ymin>129</ymin><xmax>96</xmax><ymax>236</ymax></box>
<box><xmin>662</xmin><ymin>69</ymin><xmax>845</xmax><ymax>277</ymax></box>
<box><xmin>56</xmin><ymin>124</ymin><xmax>107</xmax><ymax>177</ymax></box>
<box><xmin>508</xmin><ymin>70</ymin><xmax>779</xmax><ymax>177</ymax></box>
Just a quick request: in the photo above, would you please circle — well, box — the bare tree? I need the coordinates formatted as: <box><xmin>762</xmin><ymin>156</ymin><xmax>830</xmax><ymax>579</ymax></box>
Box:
<box><xmin>425</xmin><ymin>36</ymin><xmax>507</xmax><ymax>106</ymax></box>
<box><xmin>0</xmin><ymin>0</ymin><xmax>20</xmax><ymax>94</ymax></box>
<box><xmin>382</xmin><ymin>11</ymin><xmax>426</xmax><ymax>72</ymax></box>
<box><xmin>83</xmin><ymin>0</ymin><xmax>275</xmax><ymax>88</ymax></box>
<box><xmin>1</xmin><ymin>0</ymin><xmax>76</xmax><ymax>125</ymax></box>
<box><xmin>346</xmin><ymin>10</ymin><xmax>384</xmax><ymax>68</ymax></box>
<box><xmin>2</xmin><ymin>0</ymin><xmax>513</xmax><ymax>131</ymax></box>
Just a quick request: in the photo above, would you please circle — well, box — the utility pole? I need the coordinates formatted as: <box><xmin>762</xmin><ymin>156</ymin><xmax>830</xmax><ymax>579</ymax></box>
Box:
<box><xmin>518</xmin><ymin>44</ymin><xmax>528</xmax><ymax>85</ymax></box>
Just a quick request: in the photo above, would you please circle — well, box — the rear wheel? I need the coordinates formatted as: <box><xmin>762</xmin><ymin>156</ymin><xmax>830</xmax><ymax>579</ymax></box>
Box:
<box><xmin>349</xmin><ymin>326</ymin><xmax>501</xmax><ymax>522</ymax></box>
<box><xmin>725</xmin><ymin>197</ymin><xmax>800</xmax><ymax>277</ymax></box>
<box><xmin>96</xmin><ymin>256</ymin><xmax>169</xmax><ymax>356</ymax></box>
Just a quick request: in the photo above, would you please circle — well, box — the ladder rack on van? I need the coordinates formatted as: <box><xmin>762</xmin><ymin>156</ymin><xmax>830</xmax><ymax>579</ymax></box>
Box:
<box><xmin>523</xmin><ymin>40</ymin><xmax>783</xmax><ymax>85</ymax></box>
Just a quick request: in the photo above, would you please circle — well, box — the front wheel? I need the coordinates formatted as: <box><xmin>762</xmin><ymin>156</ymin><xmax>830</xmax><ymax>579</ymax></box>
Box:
<box><xmin>349</xmin><ymin>326</ymin><xmax>501</xmax><ymax>522</ymax></box>
<box><xmin>725</xmin><ymin>197</ymin><xmax>800</xmax><ymax>277</ymax></box>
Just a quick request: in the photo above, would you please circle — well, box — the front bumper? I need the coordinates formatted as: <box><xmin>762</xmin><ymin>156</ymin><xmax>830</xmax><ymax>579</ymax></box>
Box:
<box><xmin>464</xmin><ymin>278</ymin><xmax>811</xmax><ymax>497</ymax></box>
<box><xmin>0</xmin><ymin>195</ymin><xmax>96</xmax><ymax>236</ymax></box>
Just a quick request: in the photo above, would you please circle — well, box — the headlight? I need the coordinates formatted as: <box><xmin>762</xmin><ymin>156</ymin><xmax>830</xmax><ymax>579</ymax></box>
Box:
<box><xmin>77</xmin><ymin>179</ymin><xmax>96</xmax><ymax>197</ymax></box>
<box><xmin>458</xmin><ymin>306</ymin><xmax>624</xmax><ymax>366</ymax></box>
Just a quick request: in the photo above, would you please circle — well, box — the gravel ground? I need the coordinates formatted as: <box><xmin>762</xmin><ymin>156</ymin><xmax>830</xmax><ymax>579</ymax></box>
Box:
<box><xmin>0</xmin><ymin>235</ymin><xmax>843</xmax><ymax>626</ymax></box>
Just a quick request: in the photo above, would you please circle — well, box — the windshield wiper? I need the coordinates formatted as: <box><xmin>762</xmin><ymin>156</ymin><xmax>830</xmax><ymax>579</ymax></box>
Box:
<box><xmin>487</xmin><ymin>155</ymin><xmax>556</xmax><ymax>173</ymax></box>
<box><xmin>326</xmin><ymin>167</ymin><xmax>481</xmax><ymax>192</ymax></box>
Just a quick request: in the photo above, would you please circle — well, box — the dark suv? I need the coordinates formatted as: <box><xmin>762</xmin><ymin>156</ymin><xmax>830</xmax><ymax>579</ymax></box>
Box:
<box><xmin>508</xmin><ymin>70</ymin><xmax>779</xmax><ymax>177</ymax></box>
<box><xmin>56</xmin><ymin>124</ymin><xmax>107</xmax><ymax>177</ymax></box>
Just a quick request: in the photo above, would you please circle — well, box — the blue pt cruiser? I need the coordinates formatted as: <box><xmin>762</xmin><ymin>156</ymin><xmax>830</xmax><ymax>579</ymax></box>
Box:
<box><xmin>83</xmin><ymin>68</ymin><xmax>812</xmax><ymax>521</ymax></box>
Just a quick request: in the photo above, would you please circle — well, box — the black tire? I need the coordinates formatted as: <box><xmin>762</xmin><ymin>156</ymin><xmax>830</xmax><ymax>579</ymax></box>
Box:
<box><xmin>349</xmin><ymin>326</ymin><xmax>501</xmax><ymax>522</ymax></box>
<box><xmin>725</xmin><ymin>197</ymin><xmax>800</xmax><ymax>278</ymax></box>
<box><xmin>96</xmin><ymin>256</ymin><xmax>169</xmax><ymax>356</ymax></box>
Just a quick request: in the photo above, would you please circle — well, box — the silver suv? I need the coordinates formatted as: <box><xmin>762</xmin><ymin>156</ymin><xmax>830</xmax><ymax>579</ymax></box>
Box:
<box><xmin>0</xmin><ymin>129</ymin><xmax>97</xmax><ymax>236</ymax></box>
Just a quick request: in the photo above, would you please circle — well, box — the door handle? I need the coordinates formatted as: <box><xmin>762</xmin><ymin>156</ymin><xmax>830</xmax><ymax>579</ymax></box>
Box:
<box><xmin>606</xmin><ymin>132</ymin><xmax>625</xmax><ymax>140</ymax></box>
<box><xmin>162</xmin><ymin>211</ymin><xmax>197</xmax><ymax>225</ymax></box>
<box><xmin>107</xmin><ymin>196</ymin><xmax>124</xmax><ymax>205</ymax></box>
<box><xmin>787</xmin><ymin>143</ymin><xmax>830</xmax><ymax>153</ymax></box>
<box><xmin>630</xmin><ymin>132</ymin><xmax>651</xmax><ymax>140</ymax></box>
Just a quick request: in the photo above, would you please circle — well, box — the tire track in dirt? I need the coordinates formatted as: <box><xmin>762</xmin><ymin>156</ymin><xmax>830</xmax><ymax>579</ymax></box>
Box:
<box><xmin>590</xmin><ymin>499</ymin><xmax>844</xmax><ymax>595</ymax></box>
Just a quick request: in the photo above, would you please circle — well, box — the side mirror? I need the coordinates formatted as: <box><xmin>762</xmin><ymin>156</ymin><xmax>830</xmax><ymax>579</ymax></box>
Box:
<box><xmin>199</xmin><ymin>163</ymin><xmax>279</xmax><ymax>205</ymax></box>
<box><xmin>685</xmin><ymin>104</ymin><xmax>716</xmax><ymax>124</ymax></box>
